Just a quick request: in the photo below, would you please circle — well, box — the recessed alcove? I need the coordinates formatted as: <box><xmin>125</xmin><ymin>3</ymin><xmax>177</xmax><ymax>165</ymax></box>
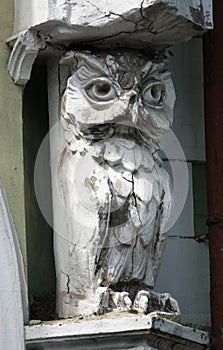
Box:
<box><xmin>6</xmin><ymin>0</ymin><xmax>212</xmax><ymax>328</ymax></box>
<box><xmin>23</xmin><ymin>63</ymin><xmax>56</xmax><ymax>320</ymax></box>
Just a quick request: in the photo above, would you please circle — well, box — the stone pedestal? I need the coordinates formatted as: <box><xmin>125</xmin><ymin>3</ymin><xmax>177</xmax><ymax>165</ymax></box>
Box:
<box><xmin>25</xmin><ymin>316</ymin><xmax>210</xmax><ymax>350</ymax></box>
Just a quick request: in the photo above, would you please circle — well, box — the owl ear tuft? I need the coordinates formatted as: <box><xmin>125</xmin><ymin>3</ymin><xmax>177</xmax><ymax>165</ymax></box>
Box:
<box><xmin>60</xmin><ymin>51</ymin><xmax>109</xmax><ymax>80</ymax></box>
<box><xmin>73</xmin><ymin>52</ymin><xmax>108</xmax><ymax>76</ymax></box>
<box><xmin>60</xmin><ymin>51</ymin><xmax>78</xmax><ymax>70</ymax></box>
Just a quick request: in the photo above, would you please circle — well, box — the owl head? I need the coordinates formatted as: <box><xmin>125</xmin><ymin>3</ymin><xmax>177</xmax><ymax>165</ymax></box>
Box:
<box><xmin>60</xmin><ymin>50</ymin><xmax>175</xmax><ymax>144</ymax></box>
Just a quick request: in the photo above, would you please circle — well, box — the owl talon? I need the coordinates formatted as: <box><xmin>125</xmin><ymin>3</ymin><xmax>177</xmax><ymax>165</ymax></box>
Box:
<box><xmin>133</xmin><ymin>290</ymin><xmax>181</xmax><ymax>315</ymax></box>
<box><xmin>159</xmin><ymin>292</ymin><xmax>180</xmax><ymax>314</ymax></box>
<box><xmin>133</xmin><ymin>290</ymin><xmax>150</xmax><ymax>313</ymax></box>
<box><xmin>111</xmin><ymin>291</ymin><xmax>132</xmax><ymax>311</ymax></box>
<box><xmin>94</xmin><ymin>287</ymin><xmax>109</xmax><ymax>314</ymax></box>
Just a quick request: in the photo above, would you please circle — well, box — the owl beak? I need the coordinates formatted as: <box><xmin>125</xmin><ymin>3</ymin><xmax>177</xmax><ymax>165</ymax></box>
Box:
<box><xmin>119</xmin><ymin>90</ymin><xmax>139</xmax><ymax>124</ymax></box>
<box><xmin>128</xmin><ymin>90</ymin><xmax>138</xmax><ymax>99</ymax></box>
<box><xmin>120</xmin><ymin>89</ymin><xmax>138</xmax><ymax>103</ymax></box>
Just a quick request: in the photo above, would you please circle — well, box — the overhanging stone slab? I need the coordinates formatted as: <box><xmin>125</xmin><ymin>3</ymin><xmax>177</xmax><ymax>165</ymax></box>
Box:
<box><xmin>8</xmin><ymin>0</ymin><xmax>213</xmax><ymax>84</ymax></box>
<box><xmin>25</xmin><ymin>316</ymin><xmax>210</xmax><ymax>350</ymax></box>
<box><xmin>13</xmin><ymin>0</ymin><xmax>213</xmax><ymax>49</ymax></box>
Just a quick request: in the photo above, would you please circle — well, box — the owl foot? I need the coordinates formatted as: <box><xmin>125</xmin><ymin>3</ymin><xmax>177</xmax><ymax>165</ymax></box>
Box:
<box><xmin>158</xmin><ymin>292</ymin><xmax>180</xmax><ymax>315</ymax></box>
<box><xmin>94</xmin><ymin>288</ymin><xmax>132</xmax><ymax>314</ymax></box>
<box><xmin>133</xmin><ymin>290</ymin><xmax>150</xmax><ymax>313</ymax></box>
<box><xmin>94</xmin><ymin>287</ymin><xmax>110</xmax><ymax>314</ymax></box>
<box><xmin>133</xmin><ymin>290</ymin><xmax>180</xmax><ymax>316</ymax></box>
<box><xmin>111</xmin><ymin>291</ymin><xmax>132</xmax><ymax>311</ymax></box>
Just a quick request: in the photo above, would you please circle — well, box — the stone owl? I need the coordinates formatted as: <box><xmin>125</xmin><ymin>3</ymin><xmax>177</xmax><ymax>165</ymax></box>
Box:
<box><xmin>55</xmin><ymin>50</ymin><xmax>180</xmax><ymax>318</ymax></box>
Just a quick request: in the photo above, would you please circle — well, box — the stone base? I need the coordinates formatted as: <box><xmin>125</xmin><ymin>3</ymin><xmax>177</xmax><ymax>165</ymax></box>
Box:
<box><xmin>25</xmin><ymin>315</ymin><xmax>210</xmax><ymax>350</ymax></box>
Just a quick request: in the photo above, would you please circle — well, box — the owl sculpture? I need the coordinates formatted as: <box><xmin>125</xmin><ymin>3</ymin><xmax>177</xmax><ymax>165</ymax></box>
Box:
<box><xmin>55</xmin><ymin>50</ymin><xmax>180</xmax><ymax>318</ymax></box>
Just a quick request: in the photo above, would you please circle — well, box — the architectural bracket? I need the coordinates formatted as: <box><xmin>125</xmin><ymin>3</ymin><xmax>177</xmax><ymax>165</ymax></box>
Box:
<box><xmin>7</xmin><ymin>0</ymin><xmax>213</xmax><ymax>85</ymax></box>
<box><xmin>7</xmin><ymin>30</ymin><xmax>46</xmax><ymax>85</ymax></box>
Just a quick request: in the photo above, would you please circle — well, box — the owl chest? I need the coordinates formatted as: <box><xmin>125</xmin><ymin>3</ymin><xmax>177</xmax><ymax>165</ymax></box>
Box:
<box><xmin>84</xmin><ymin>139</ymin><xmax>158</xmax><ymax>206</ymax></box>
<box><xmin>59</xmin><ymin>140</ymin><xmax>161</xmax><ymax>230</ymax></box>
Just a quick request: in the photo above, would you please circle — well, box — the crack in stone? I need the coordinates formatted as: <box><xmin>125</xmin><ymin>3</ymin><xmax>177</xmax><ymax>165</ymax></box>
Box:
<box><xmin>79</xmin><ymin>4</ymin><xmax>157</xmax><ymax>46</ymax></box>
<box><xmin>38</xmin><ymin>4</ymin><xmax>158</xmax><ymax>49</ymax></box>
<box><xmin>85</xmin><ymin>30</ymin><xmax>137</xmax><ymax>43</ymax></box>
<box><xmin>67</xmin><ymin>274</ymin><xmax>70</xmax><ymax>294</ymax></box>
<box><xmin>140</xmin><ymin>0</ymin><xmax>147</xmax><ymax>20</ymax></box>
<box><xmin>83</xmin><ymin>27</ymin><xmax>156</xmax><ymax>46</ymax></box>
<box><xmin>129</xmin><ymin>171</ymin><xmax>144</xmax><ymax>277</ymax></box>
<box><xmin>84</xmin><ymin>0</ymin><xmax>105</xmax><ymax>15</ymax></box>
<box><xmin>153</xmin><ymin>189</ymin><xmax>165</xmax><ymax>255</ymax></box>
<box><xmin>62</xmin><ymin>271</ymin><xmax>71</xmax><ymax>294</ymax></box>
<box><xmin>108</xmin><ymin>11</ymin><xmax>137</xmax><ymax>26</ymax></box>
<box><xmin>108</xmin><ymin>6</ymin><xmax>154</xmax><ymax>33</ymax></box>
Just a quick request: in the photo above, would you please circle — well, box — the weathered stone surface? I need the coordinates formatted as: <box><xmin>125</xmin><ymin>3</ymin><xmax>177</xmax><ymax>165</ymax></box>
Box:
<box><xmin>25</xmin><ymin>316</ymin><xmax>210</xmax><ymax>349</ymax></box>
<box><xmin>8</xmin><ymin>1</ymin><xmax>213</xmax><ymax>84</ymax></box>
<box><xmin>13</xmin><ymin>0</ymin><xmax>213</xmax><ymax>49</ymax></box>
<box><xmin>7</xmin><ymin>30</ymin><xmax>46</xmax><ymax>85</ymax></box>
<box><xmin>51</xmin><ymin>49</ymin><xmax>180</xmax><ymax>318</ymax></box>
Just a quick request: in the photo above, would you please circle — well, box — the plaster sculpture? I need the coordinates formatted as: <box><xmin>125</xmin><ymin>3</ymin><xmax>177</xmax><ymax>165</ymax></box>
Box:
<box><xmin>55</xmin><ymin>49</ymin><xmax>180</xmax><ymax>318</ymax></box>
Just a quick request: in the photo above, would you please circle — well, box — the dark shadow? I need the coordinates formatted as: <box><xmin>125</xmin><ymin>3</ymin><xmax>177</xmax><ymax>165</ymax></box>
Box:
<box><xmin>23</xmin><ymin>63</ymin><xmax>56</xmax><ymax>320</ymax></box>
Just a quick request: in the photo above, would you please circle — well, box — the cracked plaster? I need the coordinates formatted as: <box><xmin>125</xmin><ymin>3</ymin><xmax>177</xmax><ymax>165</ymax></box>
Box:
<box><xmin>12</xmin><ymin>0</ymin><xmax>212</xmax><ymax>48</ymax></box>
<box><xmin>8</xmin><ymin>0</ymin><xmax>213</xmax><ymax>84</ymax></box>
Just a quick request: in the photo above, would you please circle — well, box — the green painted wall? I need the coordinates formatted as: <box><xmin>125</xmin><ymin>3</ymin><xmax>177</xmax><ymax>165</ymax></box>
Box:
<box><xmin>0</xmin><ymin>0</ymin><xmax>27</xmax><ymax>267</ymax></box>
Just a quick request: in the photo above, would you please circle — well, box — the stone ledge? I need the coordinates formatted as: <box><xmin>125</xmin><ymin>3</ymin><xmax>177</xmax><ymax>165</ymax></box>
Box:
<box><xmin>13</xmin><ymin>0</ymin><xmax>213</xmax><ymax>49</ymax></box>
<box><xmin>25</xmin><ymin>316</ymin><xmax>210</xmax><ymax>350</ymax></box>
<box><xmin>7</xmin><ymin>1</ymin><xmax>213</xmax><ymax>85</ymax></box>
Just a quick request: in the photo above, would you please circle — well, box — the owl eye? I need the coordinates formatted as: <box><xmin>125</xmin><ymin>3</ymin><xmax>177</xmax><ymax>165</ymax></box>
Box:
<box><xmin>142</xmin><ymin>80</ymin><xmax>166</xmax><ymax>109</ymax></box>
<box><xmin>84</xmin><ymin>78</ymin><xmax>117</xmax><ymax>102</ymax></box>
